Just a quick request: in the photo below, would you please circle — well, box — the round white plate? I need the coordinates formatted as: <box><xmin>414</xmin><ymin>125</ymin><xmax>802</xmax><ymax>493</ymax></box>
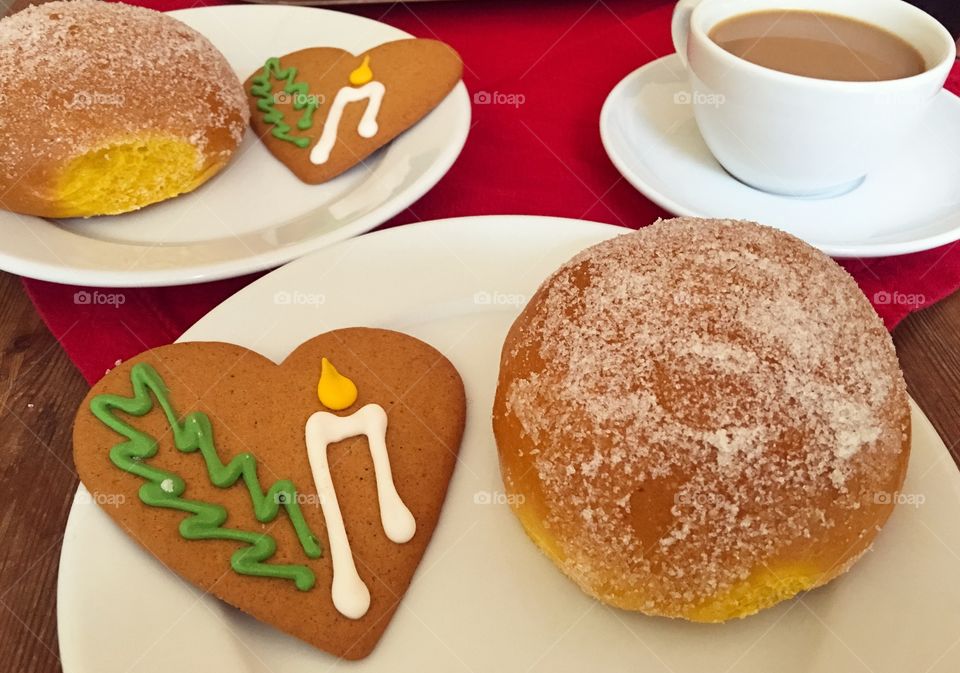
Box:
<box><xmin>58</xmin><ymin>217</ymin><xmax>960</xmax><ymax>673</ymax></box>
<box><xmin>600</xmin><ymin>54</ymin><xmax>960</xmax><ymax>258</ymax></box>
<box><xmin>0</xmin><ymin>5</ymin><xmax>469</xmax><ymax>287</ymax></box>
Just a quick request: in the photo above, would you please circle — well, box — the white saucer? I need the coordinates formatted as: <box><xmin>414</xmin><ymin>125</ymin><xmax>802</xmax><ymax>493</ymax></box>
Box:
<box><xmin>0</xmin><ymin>5</ymin><xmax>470</xmax><ymax>287</ymax></box>
<box><xmin>600</xmin><ymin>54</ymin><xmax>960</xmax><ymax>258</ymax></box>
<box><xmin>58</xmin><ymin>217</ymin><xmax>960</xmax><ymax>673</ymax></box>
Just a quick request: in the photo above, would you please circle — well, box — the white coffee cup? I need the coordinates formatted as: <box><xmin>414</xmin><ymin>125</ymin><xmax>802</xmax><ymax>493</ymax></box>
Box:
<box><xmin>671</xmin><ymin>0</ymin><xmax>956</xmax><ymax>197</ymax></box>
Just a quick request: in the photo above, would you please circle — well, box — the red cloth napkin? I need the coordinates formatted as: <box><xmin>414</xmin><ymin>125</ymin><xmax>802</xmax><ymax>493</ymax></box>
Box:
<box><xmin>21</xmin><ymin>0</ymin><xmax>960</xmax><ymax>384</ymax></box>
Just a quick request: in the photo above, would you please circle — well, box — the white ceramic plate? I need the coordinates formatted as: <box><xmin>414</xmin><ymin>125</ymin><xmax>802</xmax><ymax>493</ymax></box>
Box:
<box><xmin>0</xmin><ymin>5</ymin><xmax>469</xmax><ymax>287</ymax></box>
<box><xmin>600</xmin><ymin>54</ymin><xmax>960</xmax><ymax>258</ymax></box>
<box><xmin>58</xmin><ymin>217</ymin><xmax>960</xmax><ymax>673</ymax></box>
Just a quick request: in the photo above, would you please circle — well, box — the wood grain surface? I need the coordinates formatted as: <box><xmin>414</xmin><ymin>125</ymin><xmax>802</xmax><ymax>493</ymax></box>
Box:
<box><xmin>1</xmin><ymin>1</ymin><xmax>960</xmax><ymax>671</ymax></box>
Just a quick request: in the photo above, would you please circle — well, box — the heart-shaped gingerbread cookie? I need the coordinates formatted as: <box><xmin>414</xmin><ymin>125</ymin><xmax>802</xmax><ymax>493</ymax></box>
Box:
<box><xmin>245</xmin><ymin>39</ymin><xmax>463</xmax><ymax>183</ymax></box>
<box><xmin>72</xmin><ymin>328</ymin><xmax>466</xmax><ymax>660</ymax></box>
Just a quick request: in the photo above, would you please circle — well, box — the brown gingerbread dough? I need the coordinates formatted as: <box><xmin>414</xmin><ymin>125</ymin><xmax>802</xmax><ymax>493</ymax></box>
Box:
<box><xmin>245</xmin><ymin>39</ymin><xmax>462</xmax><ymax>183</ymax></box>
<box><xmin>73</xmin><ymin>328</ymin><xmax>466</xmax><ymax>660</ymax></box>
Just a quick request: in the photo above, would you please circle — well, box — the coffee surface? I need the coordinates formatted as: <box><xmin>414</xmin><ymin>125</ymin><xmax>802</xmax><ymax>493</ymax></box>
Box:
<box><xmin>709</xmin><ymin>10</ymin><xmax>926</xmax><ymax>82</ymax></box>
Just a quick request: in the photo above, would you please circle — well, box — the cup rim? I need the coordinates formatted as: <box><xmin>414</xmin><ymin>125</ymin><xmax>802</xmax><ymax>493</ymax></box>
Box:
<box><xmin>690</xmin><ymin>0</ymin><xmax>957</xmax><ymax>90</ymax></box>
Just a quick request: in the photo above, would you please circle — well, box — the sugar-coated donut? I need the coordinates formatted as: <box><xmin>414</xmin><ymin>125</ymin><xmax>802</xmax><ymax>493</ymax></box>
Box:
<box><xmin>492</xmin><ymin>218</ymin><xmax>910</xmax><ymax>622</ymax></box>
<box><xmin>0</xmin><ymin>0</ymin><xmax>248</xmax><ymax>218</ymax></box>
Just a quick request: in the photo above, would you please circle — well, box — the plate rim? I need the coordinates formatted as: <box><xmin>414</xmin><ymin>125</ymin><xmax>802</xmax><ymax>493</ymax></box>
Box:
<box><xmin>0</xmin><ymin>4</ymin><xmax>471</xmax><ymax>288</ymax></box>
<box><xmin>599</xmin><ymin>53</ymin><xmax>960</xmax><ymax>258</ymax></box>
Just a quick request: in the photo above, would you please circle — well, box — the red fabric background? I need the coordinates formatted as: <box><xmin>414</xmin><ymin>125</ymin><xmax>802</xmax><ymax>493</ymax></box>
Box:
<box><xmin>20</xmin><ymin>0</ymin><xmax>960</xmax><ymax>383</ymax></box>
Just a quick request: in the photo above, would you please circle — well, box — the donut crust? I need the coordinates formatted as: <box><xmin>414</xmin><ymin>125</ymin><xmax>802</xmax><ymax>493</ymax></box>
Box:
<box><xmin>0</xmin><ymin>1</ymin><xmax>248</xmax><ymax>218</ymax></box>
<box><xmin>493</xmin><ymin>218</ymin><xmax>911</xmax><ymax>621</ymax></box>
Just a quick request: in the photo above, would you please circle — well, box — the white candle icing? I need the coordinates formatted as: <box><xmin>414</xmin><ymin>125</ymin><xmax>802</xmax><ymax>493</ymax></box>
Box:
<box><xmin>304</xmin><ymin>403</ymin><xmax>416</xmax><ymax>619</ymax></box>
<box><xmin>309</xmin><ymin>80</ymin><xmax>386</xmax><ymax>166</ymax></box>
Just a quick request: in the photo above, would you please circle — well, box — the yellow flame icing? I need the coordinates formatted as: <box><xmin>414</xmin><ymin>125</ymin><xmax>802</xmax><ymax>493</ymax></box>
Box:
<box><xmin>348</xmin><ymin>55</ymin><xmax>374</xmax><ymax>86</ymax></box>
<box><xmin>317</xmin><ymin>358</ymin><xmax>358</xmax><ymax>411</ymax></box>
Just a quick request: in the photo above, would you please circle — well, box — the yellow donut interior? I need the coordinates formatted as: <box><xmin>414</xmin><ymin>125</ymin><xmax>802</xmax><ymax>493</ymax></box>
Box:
<box><xmin>684</xmin><ymin>564</ymin><xmax>822</xmax><ymax>622</ymax></box>
<box><xmin>55</xmin><ymin>137</ymin><xmax>217</xmax><ymax>217</ymax></box>
<box><xmin>511</xmin><ymin>497</ymin><xmax>823</xmax><ymax>622</ymax></box>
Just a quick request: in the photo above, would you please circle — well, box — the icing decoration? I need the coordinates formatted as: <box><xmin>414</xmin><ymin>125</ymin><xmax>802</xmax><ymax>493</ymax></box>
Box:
<box><xmin>309</xmin><ymin>81</ymin><xmax>384</xmax><ymax>165</ymax></box>
<box><xmin>90</xmin><ymin>362</ymin><xmax>323</xmax><ymax>590</ymax></box>
<box><xmin>250</xmin><ymin>57</ymin><xmax>319</xmax><ymax>149</ymax></box>
<box><xmin>317</xmin><ymin>357</ymin><xmax>358</xmax><ymax>411</ymax></box>
<box><xmin>305</xmin><ymin>403</ymin><xmax>416</xmax><ymax>619</ymax></box>
<box><xmin>309</xmin><ymin>58</ymin><xmax>385</xmax><ymax>166</ymax></box>
<box><xmin>349</xmin><ymin>56</ymin><xmax>373</xmax><ymax>86</ymax></box>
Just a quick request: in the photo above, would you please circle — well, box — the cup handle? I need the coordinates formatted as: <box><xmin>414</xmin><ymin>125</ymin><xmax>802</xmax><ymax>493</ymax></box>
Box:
<box><xmin>671</xmin><ymin>0</ymin><xmax>703</xmax><ymax>68</ymax></box>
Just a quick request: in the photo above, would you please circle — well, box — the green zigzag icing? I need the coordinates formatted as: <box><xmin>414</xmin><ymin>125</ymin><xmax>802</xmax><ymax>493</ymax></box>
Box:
<box><xmin>90</xmin><ymin>362</ymin><xmax>323</xmax><ymax>591</ymax></box>
<box><xmin>250</xmin><ymin>57</ymin><xmax>319</xmax><ymax>148</ymax></box>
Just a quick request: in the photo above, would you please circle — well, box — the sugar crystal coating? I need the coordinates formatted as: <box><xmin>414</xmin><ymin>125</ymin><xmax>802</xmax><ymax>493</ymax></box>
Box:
<box><xmin>498</xmin><ymin>218</ymin><xmax>910</xmax><ymax>615</ymax></box>
<box><xmin>0</xmin><ymin>0</ymin><xmax>248</xmax><ymax>185</ymax></box>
